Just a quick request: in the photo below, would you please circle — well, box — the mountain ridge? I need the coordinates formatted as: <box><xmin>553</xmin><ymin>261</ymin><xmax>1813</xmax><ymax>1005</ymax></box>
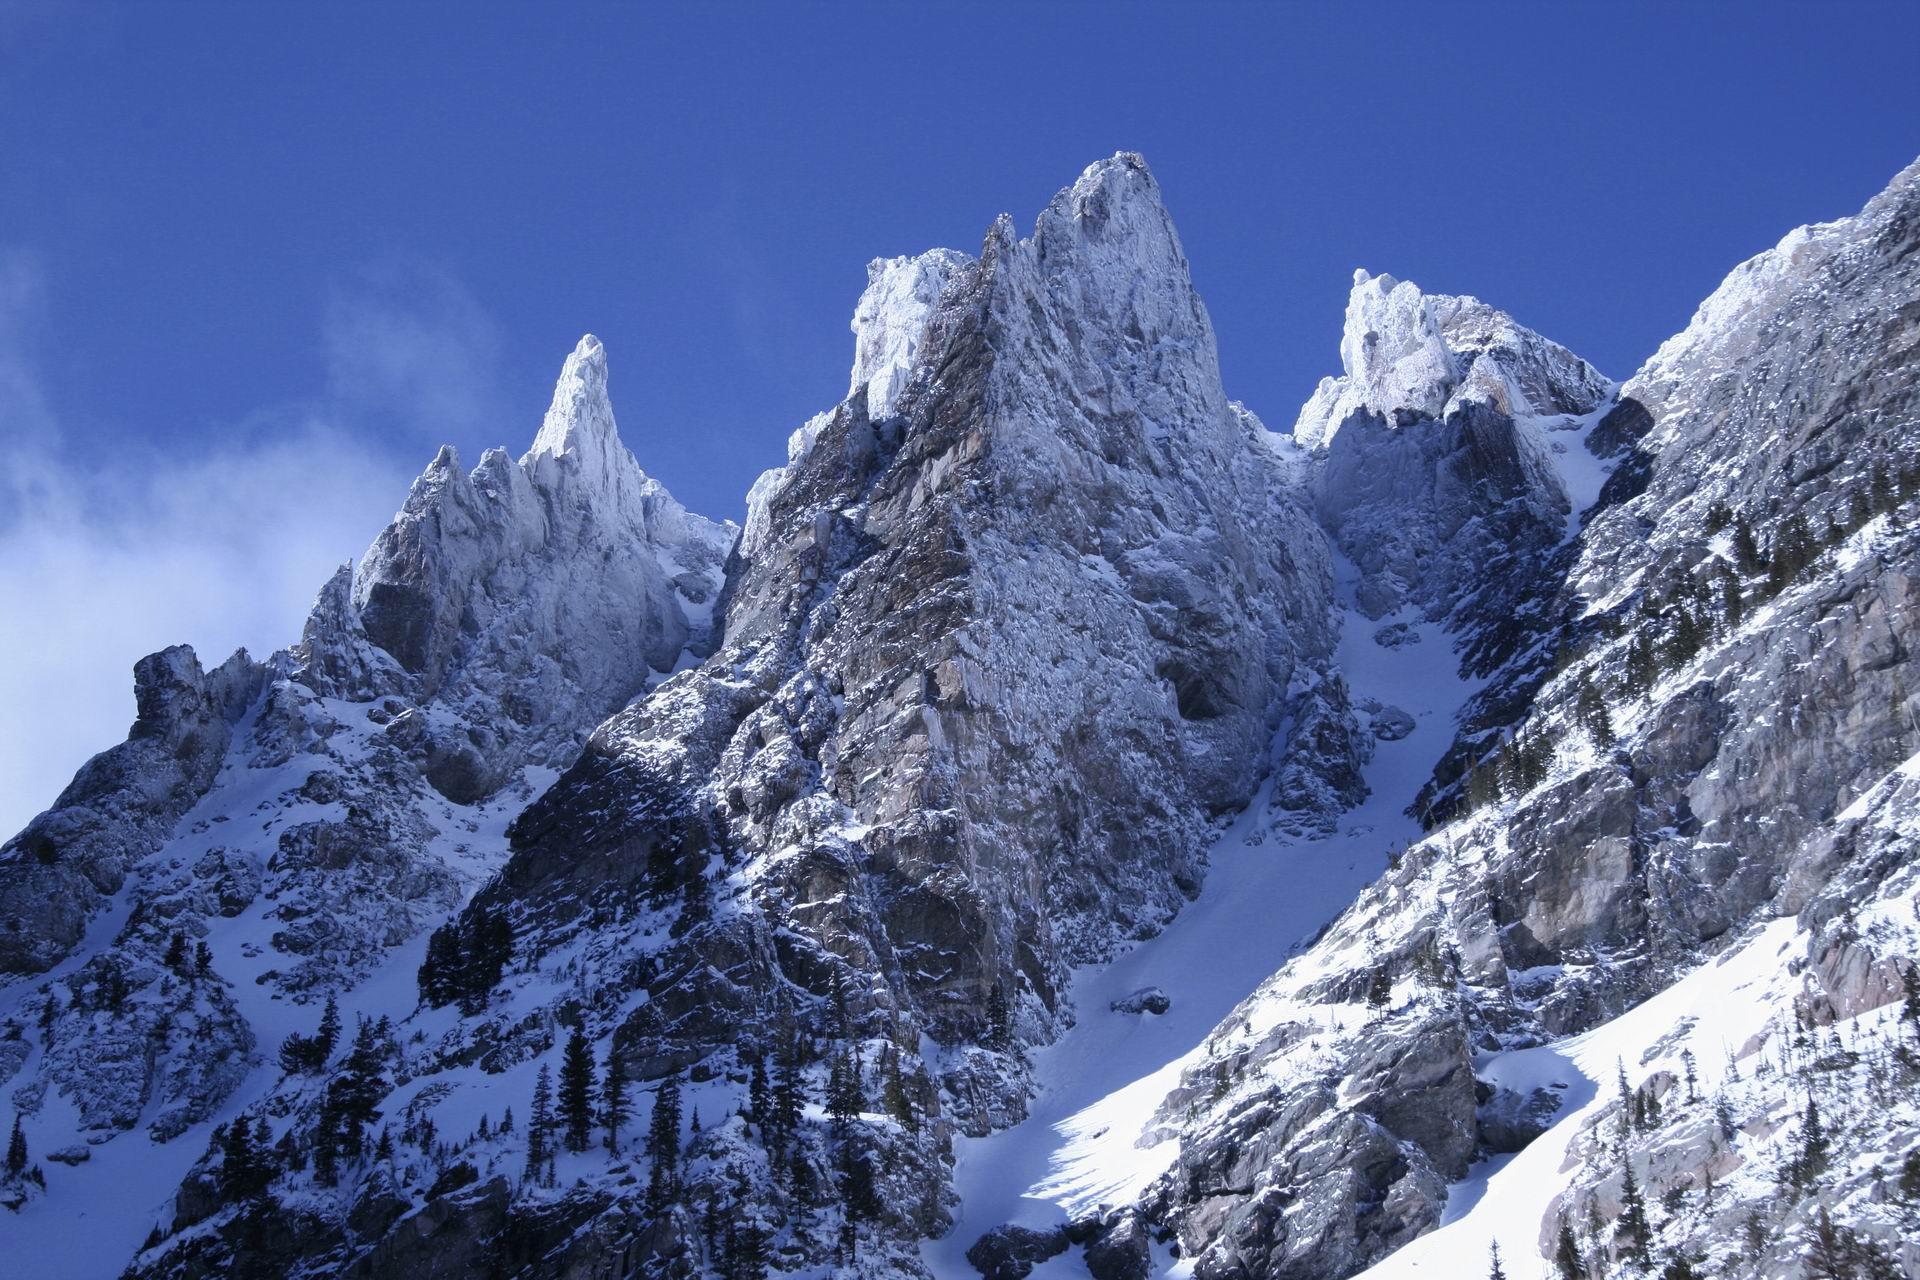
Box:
<box><xmin>2</xmin><ymin>149</ymin><xmax>1916</xmax><ymax>1280</ymax></box>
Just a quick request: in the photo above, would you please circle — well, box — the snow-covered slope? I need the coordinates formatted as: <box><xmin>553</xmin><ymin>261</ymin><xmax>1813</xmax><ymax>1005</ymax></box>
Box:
<box><xmin>4</xmin><ymin>151</ymin><xmax>1919</xmax><ymax>1280</ymax></box>
<box><xmin>0</xmin><ymin>338</ymin><xmax>728</xmax><ymax>1271</ymax></box>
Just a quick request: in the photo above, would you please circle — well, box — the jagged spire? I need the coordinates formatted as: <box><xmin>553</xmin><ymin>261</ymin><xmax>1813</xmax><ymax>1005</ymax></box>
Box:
<box><xmin>526</xmin><ymin>334</ymin><xmax>619</xmax><ymax>472</ymax></box>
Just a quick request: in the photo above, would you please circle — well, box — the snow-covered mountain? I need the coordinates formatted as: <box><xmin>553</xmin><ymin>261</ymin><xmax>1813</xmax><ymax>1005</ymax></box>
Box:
<box><xmin>2</xmin><ymin>151</ymin><xmax>1916</xmax><ymax>1280</ymax></box>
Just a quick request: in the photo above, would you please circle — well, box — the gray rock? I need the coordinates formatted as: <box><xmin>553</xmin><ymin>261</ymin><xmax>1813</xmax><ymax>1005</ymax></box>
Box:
<box><xmin>965</xmin><ymin>1223</ymin><xmax>1069</xmax><ymax>1279</ymax></box>
<box><xmin>1111</xmin><ymin>986</ymin><xmax>1171</xmax><ymax>1016</ymax></box>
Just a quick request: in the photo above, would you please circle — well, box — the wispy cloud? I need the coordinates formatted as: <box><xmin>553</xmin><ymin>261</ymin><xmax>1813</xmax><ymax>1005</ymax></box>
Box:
<box><xmin>323</xmin><ymin>258</ymin><xmax>507</xmax><ymax>447</ymax></box>
<box><xmin>0</xmin><ymin>251</ymin><xmax>505</xmax><ymax>839</ymax></box>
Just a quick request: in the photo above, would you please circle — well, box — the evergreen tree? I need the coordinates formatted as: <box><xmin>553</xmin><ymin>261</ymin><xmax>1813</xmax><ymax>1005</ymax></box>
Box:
<box><xmin>193</xmin><ymin>940</ymin><xmax>213</xmax><ymax>977</ymax></box>
<box><xmin>315</xmin><ymin>995</ymin><xmax>341</xmax><ymax>1062</ymax></box>
<box><xmin>1720</xmin><ymin>571</ymin><xmax>1745</xmax><ymax>629</ymax></box>
<box><xmin>772</xmin><ymin>1044</ymin><xmax>805</xmax><ymax>1138</ymax></box>
<box><xmin>729</xmin><ymin>1221</ymin><xmax>769</xmax><ymax>1280</ymax></box>
<box><xmin>1901</xmin><ymin>1149</ymin><xmax>1920</xmax><ymax>1202</ymax></box>
<box><xmin>1681</xmin><ymin>1049</ymin><xmax>1698</xmax><ymax>1103</ymax></box>
<box><xmin>602</xmin><ymin>1048</ymin><xmax>629</xmax><ymax>1154</ymax></box>
<box><xmin>1486</xmin><ymin>1241</ymin><xmax>1506</xmax><ymax>1280</ymax></box>
<box><xmin>1871</xmin><ymin>462</ymin><xmax>1897</xmax><ymax>515</ymax></box>
<box><xmin>648</xmin><ymin>1074</ymin><xmax>683</xmax><ymax>1178</ymax></box>
<box><xmin>164</xmin><ymin>930</ymin><xmax>189</xmax><ymax>974</ymax></box>
<box><xmin>1732</xmin><ymin>514</ymin><xmax>1763</xmax><ymax>575</ymax></box>
<box><xmin>525</xmin><ymin>1064</ymin><xmax>552</xmax><ymax>1181</ymax></box>
<box><xmin>558</xmin><ymin>1026</ymin><xmax>597</xmax><ymax>1153</ymax></box>
<box><xmin>985</xmin><ymin>983</ymin><xmax>1012</xmax><ymax>1049</ymax></box>
<box><xmin>1901</xmin><ymin>964</ymin><xmax>1920</xmax><ymax>1033</ymax></box>
<box><xmin>882</xmin><ymin>1050</ymin><xmax>916</xmax><ymax>1133</ymax></box>
<box><xmin>748</xmin><ymin>1051</ymin><xmax>771</xmax><ymax>1130</ymax></box>
<box><xmin>1366</xmin><ymin>961</ymin><xmax>1393</xmax><ymax>1011</ymax></box>
<box><xmin>323</xmin><ymin>1018</ymin><xmax>386</xmax><ymax>1162</ymax></box>
<box><xmin>827</xmin><ymin>1048</ymin><xmax>861</xmax><ymax>1134</ymax></box>
<box><xmin>217</xmin><ymin>1116</ymin><xmax>275</xmax><ymax>1202</ymax></box>
<box><xmin>1660</xmin><ymin>1254</ymin><xmax>1705</xmax><ymax>1280</ymax></box>
<box><xmin>1806</xmin><ymin>1208</ymin><xmax>1852</xmax><ymax>1280</ymax></box>
<box><xmin>1618</xmin><ymin>1155</ymin><xmax>1652</xmax><ymax>1264</ymax></box>
<box><xmin>1792</xmin><ymin>1094</ymin><xmax>1830</xmax><ymax>1187</ymax></box>
<box><xmin>6</xmin><ymin>1113</ymin><xmax>26</xmax><ymax>1176</ymax></box>
<box><xmin>1552</xmin><ymin>1217</ymin><xmax>1583</xmax><ymax>1280</ymax></box>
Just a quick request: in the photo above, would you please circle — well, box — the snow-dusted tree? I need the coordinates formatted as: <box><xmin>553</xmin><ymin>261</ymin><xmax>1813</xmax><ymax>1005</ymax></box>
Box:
<box><xmin>524</xmin><ymin>1064</ymin><xmax>552</xmax><ymax>1180</ymax></box>
<box><xmin>6</xmin><ymin>1113</ymin><xmax>25</xmax><ymax>1176</ymax></box>
<box><xmin>602</xmin><ymin>1046</ymin><xmax>629</xmax><ymax>1154</ymax></box>
<box><xmin>559</xmin><ymin>1026</ymin><xmax>596</xmax><ymax>1153</ymax></box>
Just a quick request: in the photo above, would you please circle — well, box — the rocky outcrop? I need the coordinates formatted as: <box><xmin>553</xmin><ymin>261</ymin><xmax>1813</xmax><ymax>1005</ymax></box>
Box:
<box><xmin>0</xmin><ymin>645</ymin><xmax>268</xmax><ymax>974</ymax></box>
<box><xmin>1136</xmin><ymin>155</ymin><xmax>1920</xmax><ymax>1280</ymax></box>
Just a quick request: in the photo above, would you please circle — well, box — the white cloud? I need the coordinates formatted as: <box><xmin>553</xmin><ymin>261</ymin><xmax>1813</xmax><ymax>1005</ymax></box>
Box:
<box><xmin>323</xmin><ymin>259</ymin><xmax>507</xmax><ymax>446</ymax></box>
<box><xmin>0</xmin><ymin>251</ymin><xmax>505</xmax><ymax>839</ymax></box>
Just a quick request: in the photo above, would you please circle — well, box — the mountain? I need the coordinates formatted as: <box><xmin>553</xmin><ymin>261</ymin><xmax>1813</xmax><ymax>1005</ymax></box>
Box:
<box><xmin>2</xmin><ymin>152</ymin><xmax>1917</xmax><ymax>1280</ymax></box>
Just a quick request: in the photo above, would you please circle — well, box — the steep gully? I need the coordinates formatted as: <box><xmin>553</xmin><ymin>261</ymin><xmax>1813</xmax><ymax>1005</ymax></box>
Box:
<box><xmin>923</xmin><ymin>558</ymin><xmax>1487</xmax><ymax>1278</ymax></box>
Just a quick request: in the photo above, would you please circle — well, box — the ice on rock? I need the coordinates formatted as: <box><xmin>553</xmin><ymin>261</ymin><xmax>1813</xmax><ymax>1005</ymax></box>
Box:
<box><xmin>850</xmin><ymin>248</ymin><xmax>972</xmax><ymax>418</ymax></box>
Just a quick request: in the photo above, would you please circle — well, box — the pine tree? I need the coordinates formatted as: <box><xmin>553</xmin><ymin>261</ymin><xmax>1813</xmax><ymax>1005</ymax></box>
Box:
<box><xmin>773</xmin><ymin>1044</ymin><xmax>805</xmax><ymax>1138</ymax></box>
<box><xmin>748</xmin><ymin>1051</ymin><xmax>771</xmax><ymax>1130</ymax></box>
<box><xmin>1366</xmin><ymin>962</ymin><xmax>1393</xmax><ymax>1012</ymax></box>
<box><xmin>648</xmin><ymin>1074</ymin><xmax>683</xmax><ymax>1177</ymax></box>
<box><xmin>1661</xmin><ymin>1254</ymin><xmax>1705</xmax><ymax>1280</ymax></box>
<box><xmin>985</xmin><ymin>983</ymin><xmax>1012</xmax><ymax>1049</ymax></box>
<box><xmin>1806</xmin><ymin>1207</ymin><xmax>1852</xmax><ymax>1280</ymax></box>
<box><xmin>1486</xmin><ymin>1241</ymin><xmax>1506</xmax><ymax>1280</ymax></box>
<box><xmin>1681</xmin><ymin>1049</ymin><xmax>1698</xmax><ymax>1103</ymax></box>
<box><xmin>882</xmin><ymin>1051</ymin><xmax>916</xmax><ymax>1133</ymax></box>
<box><xmin>164</xmin><ymin>930</ymin><xmax>189</xmax><ymax>974</ymax></box>
<box><xmin>1901</xmin><ymin>964</ymin><xmax>1920</xmax><ymax>1033</ymax></box>
<box><xmin>602</xmin><ymin>1048</ymin><xmax>629</xmax><ymax>1154</ymax></box>
<box><xmin>827</xmin><ymin>1048</ymin><xmax>861</xmax><ymax>1134</ymax></box>
<box><xmin>525</xmin><ymin>1064</ymin><xmax>552</xmax><ymax>1180</ymax></box>
<box><xmin>1552</xmin><ymin>1216</ymin><xmax>1583</xmax><ymax>1280</ymax></box>
<box><xmin>1618</xmin><ymin>1155</ymin><xmax>1652</xmax><ymax>1264</ymax></box>
<box><xmin>1733</xmin><ymin>514</ymin><xmax>1763</xmax><ymax>574</ymax></box>
<box><xmin>6</xmin><ymin>1113</ymin><xmax>26</xmax><ymax>1176</ymax></box>
<box><xmin>558</xmin><ymin>1026</ymin><xmax>597</xmax><ymax>1153</ymax></box>
<box><xmin>193</xmin><ymin>940</ymin><xmax>213</xmax><ymax>977</ymax></box>
<box><xmin>1898</xmin><ymin>1149</ymin><xmax>1920</xmax><ymax>1201</ymax></box>
<box><xmin>1793</xmin><ymin>1094</ymin><xmax>1830</xmax><ymax>1187</ymax></box>
<box><xmin>316</xmin><ymin>995</ymin><xmax>341</xmax><ymax>1062</ymax></box>
<box><xmin>1721</xmin><ymin>570</ymin><xmax>1745</xmax><ymax>629</ymax></box>
<box><xmin>729</xmin><ymin>1221</ymin><xmax>769</xmax><ymax>1280</ymax></box>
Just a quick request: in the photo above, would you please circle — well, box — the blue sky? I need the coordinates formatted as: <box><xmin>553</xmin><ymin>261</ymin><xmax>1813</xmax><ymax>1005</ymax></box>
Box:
<box><xmin>2</xmin><ymin>0</ymin><xmax>1918</xmax><ymax>834</ymax></box>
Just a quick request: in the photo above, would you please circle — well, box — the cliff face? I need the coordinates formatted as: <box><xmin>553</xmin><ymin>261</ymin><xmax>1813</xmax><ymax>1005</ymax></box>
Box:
<box><xmin>1137</xmin><ymin>158</ymin><xmax>1920</xmax><ymax>1280</ymax></box>
<box><xmin>4</xmin><ymin>152</ymin><xmax>1918</xmax><ymax>1280</ymax></box>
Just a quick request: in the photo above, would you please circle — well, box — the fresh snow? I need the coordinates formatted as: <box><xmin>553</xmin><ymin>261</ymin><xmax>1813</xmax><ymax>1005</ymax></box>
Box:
<box><xmin>1353</xmin><ymin>915</ymin><xmax>1802</xmax><ymax>1278</ymax></box>
<box><xmin>922</xmin><ymin>559</ymin><xmax>1485</xmax><ymax>1277</ymax></box>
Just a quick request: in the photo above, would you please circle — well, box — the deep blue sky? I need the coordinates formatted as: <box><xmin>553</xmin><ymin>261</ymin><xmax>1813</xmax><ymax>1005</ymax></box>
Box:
<box><xmin>7</xmin><ymin>1</ymin><xmax>1919</xmax><ymax>522</ymax></box>
<box><xmin>1</xmin><ymin>1</ymin><xmax>1918</xmax><ymax>836</ymax></box>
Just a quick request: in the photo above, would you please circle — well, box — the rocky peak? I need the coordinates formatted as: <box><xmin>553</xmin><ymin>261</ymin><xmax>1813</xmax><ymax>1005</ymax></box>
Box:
<box><xmin>521</xmin><ymin>333</ymin><xmax>643</xmax><ymax>507</ymax></box>
<box><xmin>1294</xmin><ymin>270</ymin><xmax>1610</xmax><ymax>450</ymax></box>
<box><xmin>1025</xmin><ymin>151</ymin><xmax>1214</xmax><ymax>372</ymax></box>
<box><xmin>850</xmin><ymin>249</ymin><xmax>973</xmax><ymax>418</ymax></box>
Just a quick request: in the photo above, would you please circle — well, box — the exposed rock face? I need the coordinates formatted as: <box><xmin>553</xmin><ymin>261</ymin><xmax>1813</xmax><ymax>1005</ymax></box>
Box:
<box><xmin>118</xmin><ymin>152</ymin><xmax>1344</xmax><ymax>1280</ymax></box>
<box><xmin>323</xmin><ymin>334</ymin><xmax>733</xmax><ymax>802</ymax></box>
<box><xmin>0</xmin><ymin>645</ymin><xmax>268</xmax><ymax>974</ymax></box>
<box><xmin>1137</xmin><ymin>157</ymin><xmax>1920</xmax><ymax>1280</ymax></box>
<box><xmin>1295</xmin><ymin>271</ymin><xmax>1613</xmax><ymax>634</ymax></box>
<box><xmin>0</xmin><ymin>336</ymin><xmax>726</xmax><ymax>1269</ymax></box>
<box><xmin>9</xmin><ymin>151</ymin><xmax>1920</xmax><ymax>1280</ymax></box>
<box><xmin>486</xmin><ymin>151</ymin><xmax>1336</xmax><ymax>1064</ymax></box>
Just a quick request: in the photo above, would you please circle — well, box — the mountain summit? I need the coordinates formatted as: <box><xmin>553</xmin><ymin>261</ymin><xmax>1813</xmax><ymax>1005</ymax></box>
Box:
<box><xmin>3</xmin><ymin>152</ymin><xmax>1918</xmax><ymax>1280</ymax></box>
